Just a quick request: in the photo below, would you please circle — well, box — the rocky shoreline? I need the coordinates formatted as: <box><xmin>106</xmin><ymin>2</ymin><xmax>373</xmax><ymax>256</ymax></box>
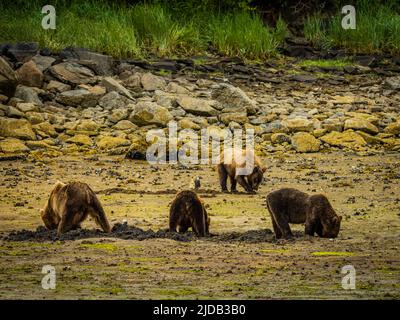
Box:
<box><xmin>0</xmin><ymin>43</ymin><xmax>399</xmax><ymax>160</ymax></box>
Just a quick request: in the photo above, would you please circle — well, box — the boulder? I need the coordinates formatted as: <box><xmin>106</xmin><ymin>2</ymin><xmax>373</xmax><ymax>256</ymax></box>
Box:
<box><xmin>47</xmin><ymin>80</ymin><xmax>71</xmax><ymax>93</ymax></box>
<box><xmin>99</xmin><ymin>91</ymin><xmax>130</xmax><ymax>110</ymax></box>
<box><xmin>141</xmin><ymin>73</ymin><xmax>166</xmax><ymax>91</ymax></box>
<box><xmin>97</xmin><ymin>136</ymin><xmax>131</xmax><ymax>150</ymax></box>
<box><xmin>384</xmin><ymin>121</ymin><xmax>400</xmax><ymax>135</ymax></box>
<box><xmin>6</xmin><ymin>42</ymin><xmax>38</xmax><ymax>62</ymax></box>
<box><xmin>0</xmin><ymin>117</ymin><xmax>36</xmax><ymax>140</ymax></box>
<box><xmin>219</xmin><ymin>112</ymin><xmax>248</xmax><ymax>125</ymax></box>
<box><xmin>211</xmin><ymin>83</ymin><xmax>256</xmax><ymax>114</ymax></box>
<box><xmin>123</xmin><ymin>74</ymin><xmax>141</xmax><ymax>89</ymax></box>
<box><xmin>16</xmin><ymin>60</ymin><xmax>43</xmax><ymax>87</ymax></box>
<box><xmin>165</xmin><ymin>82</ymin><xmax>189</xmax><ymax>94</ymax></box>
<box><xmin>291</xmin><ymin>132</ymin><xmax>320</xmax><ymax>152</ymax></box>
<box><xmin>101</xmin><ymin>77</ymin><xmax>133</xmax><ymax>99</ymax></box>
<box><xmin>56</xmin><ymin>89</ymin><xmax>101</xmax><ymax>108</ymax></box>
<box><xmin>14</xmin><ymin>85</ymin><xmax>43</xmax><ymax>106</ymax></box>
<box><xmin>344</xmin><ymin>118</ymin><xmax>379</xmax><ymax>135</ymax></box>
<box><xmin>129</xmin><ymin>102</ymin><xmax>173</xmax><ymax>127</ymax></box>
<box><xmin>178</xmin><ymin>118</ymin><xmax>201</xmax><ymax>130</ymax></box>
<box><xmin>67</xmin><ymin>134</ymin><xmax>93</xmax><ymax>146</ymax></box>
<box><xmin>0</xmin><ymin>57</ymin><xmax>18</xmax><ymax>97</ymax></box>
<box><xmin>177</xmin><ymin>97</ymin><xmax>218</xmax><ymax>116</ymax></box>
<box><xmin>107</xmin><ymin>108</ymin><xmax>129</xmax><ymax>124</ymax></box>
<box><xmin>5</xmin><ymin>105</ymin><xmax>24</xmax><ymax>118</ymax></box>
<box><xmin>31</xmin><ymin>54</ymin><xmax>56</xmax><ymax>72</ymax></box>
<box><xmin>16</xmin><ymin>102</ymin><xmax>38</xmax><ymax>113</ymax></box>
<box><xmin>383</xmin><ymin>76</ymin><xmax>400</xmax><ymax>90</ymax></box>
<box><xmin>60</xmin><ymin>47</ymin><xmax>114</xmax><ymax>75</ymax></box>
<box><xmin>282</xmin><ymin>118</ymin><xmax>313</xmax><ymax>133</ymax></box>
<box><xmin>49</xmin><ymin>62</ymin><xmax>95</xmax><ymax>85</ymax></box>
<box><xmin>271</xmin><ymin>133</ymin><xmax>291</xmax><ymax>144</ymax></box>
<box><xmin>113</xmin><ymin>120</ymin><xmax>137</xmax><ymax>131</ymax></box>
<box><xmin>0</xmin><ymin>138</ymin><xmax>30</xmax><ymax>153</ymax></box>
<box><xmin>320</xmin><ymin>130</ymin><xmax>367</xmax><ymax>149</ymax></box>
<box><xmin>32</xmin><ymin>121</ymin><xmax>57</xmax><ymax>137</ymax></box>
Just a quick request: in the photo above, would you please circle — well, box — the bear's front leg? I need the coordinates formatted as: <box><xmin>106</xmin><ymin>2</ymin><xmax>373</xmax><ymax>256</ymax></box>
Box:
<box><xmin>236</xmin><ymin>176</ymin><xmax>254</xmax><ymax>193</ymax></box>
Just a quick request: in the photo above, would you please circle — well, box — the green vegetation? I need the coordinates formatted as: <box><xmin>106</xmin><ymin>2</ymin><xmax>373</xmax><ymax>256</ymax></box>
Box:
<box><xmin>0</xmin><ymin>1</ymin><xmax>287</xmax><ymax>59</ymax></box>
<box><xmin>0</xmin><ymin>1</ymin><xmax>399</xmax><ymax>59</ymax></box>
<box><xmin>304</xmin><ymin>2</ymin><xmax>400</xmax><ymax>54</ymax></box>
<box><xmin>298</xmin><ymin>58</ymin><xmax>353</xmax><ymax>69</ymax></box>
<box><xmin>311</xmin><ymin>251</ymin><xmax>355</xmax><ymax>257</ymax></box>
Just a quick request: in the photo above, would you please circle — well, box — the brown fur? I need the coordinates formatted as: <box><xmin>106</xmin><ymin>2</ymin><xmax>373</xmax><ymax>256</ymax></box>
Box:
<box><xmin>40</xmin><ymin>181</ymin><xmax>111</xmax><ymax>235</ymax></box>
<box><xmin>169</xmin><ymin>190</ymin><xmax>210</xmax><ymax>237</ymax></box>
<box><xmin>266</xmin><ymin>188</ymin><xmax>342</xmax><ymax>239</ymax></box>
<box><xmin>217</xmin><ymin>148</ymin><xmax>266</xmax><ymax>193</ymax></box>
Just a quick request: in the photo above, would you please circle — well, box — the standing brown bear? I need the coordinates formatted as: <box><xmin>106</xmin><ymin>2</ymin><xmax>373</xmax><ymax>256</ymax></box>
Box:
<box><xmin>266</xmin><ymin>188</ymin><xmax>342</xmax><ymax>239</ymax></box>
<box><xmin>169</xmin><ymin>190</ymin><xmax>210</xmax><ymax>237</ymax></box>
<box><xmin>40</xmin><ymin>181</ymin><xmax>111</xmax><ymax>235</ymax></box>
<box><xmin>217</xmin><ymin>148</ymin><xmax>266</xmax><ymax>194</ymax></box>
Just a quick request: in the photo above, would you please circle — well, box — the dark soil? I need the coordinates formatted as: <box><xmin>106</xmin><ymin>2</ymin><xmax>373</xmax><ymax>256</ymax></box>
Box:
<box><xmin>3</xmin><ymin>223</ymin><xmax>276</xmax><ymax>243</ymax></box>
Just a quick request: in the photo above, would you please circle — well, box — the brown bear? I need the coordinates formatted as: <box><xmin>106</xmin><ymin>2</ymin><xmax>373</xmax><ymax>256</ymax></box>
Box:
<box><xmin>217</xmin><ymin>148</ymin><xmax>266</xmax><ymax>194</ymax></box>
<box><xmin>169</xmin><ymin>190</ymin><xmax>210</xmax><ymax>237</ymax></box>
<box><xmin>266</xmin><ymin>188</ymin><xmax>342</xmax><ymax>239</ymax></box>
<box><xmin>40</xmin><ymin>181</ymin><xmax>111</xmax><ymax>235</ymax></box>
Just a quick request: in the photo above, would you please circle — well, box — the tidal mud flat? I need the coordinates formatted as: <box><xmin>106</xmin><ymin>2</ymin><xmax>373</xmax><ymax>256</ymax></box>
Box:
<box><xmin>0</xmin><ymin>151</ymin><xmax>399</xmax><ymax>299</ymax></box>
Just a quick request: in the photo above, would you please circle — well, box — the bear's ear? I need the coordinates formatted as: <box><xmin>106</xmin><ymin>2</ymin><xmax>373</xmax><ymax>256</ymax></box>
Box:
<box><xmin>338</xmin><ymin>216</ymin><xmax>342</xmax><ymax>222</ymax></box>
<box><xmin>261</xmin><ymin>167</ymin><xmax>267</xmax><ymax>173</ymax></box>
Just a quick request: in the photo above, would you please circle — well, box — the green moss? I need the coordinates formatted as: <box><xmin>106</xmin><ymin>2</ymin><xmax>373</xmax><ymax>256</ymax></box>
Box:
<box><xmin>80</xmin><ymin>243</ymin><xmax>119</xmax><ymax>252</ymax></box>
<box><xmin>311</xmin><ymin>251</ymin><xmax>355</xmax><ymax>257</ymax></box>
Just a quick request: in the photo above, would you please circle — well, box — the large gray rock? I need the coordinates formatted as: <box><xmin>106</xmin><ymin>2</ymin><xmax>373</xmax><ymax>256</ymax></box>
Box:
<box><xmin>176</xmin><ymin>97</ymin><xmax>218</xmax><ymax>116</ymax></box>
<box><xmin>31</xmin><ymin>54</ymin><xmax>56</xmax><ymax>72</ymax></box>
<box><xmin>7</xmin><ymin>42</ymin><xmax>38</xmax><ymax>62</ymax></box>
<box><xmin>129</xmin><ymin>101</ymin><xmax>172</xmax><ymax>127</ymax></box>
<box><xmin>98</xmin><ymin>91</ymin><xmax>131</xmax><ymax>110</ymax></box>
<box><xmin>141</xmin><ymin>72</ymin><xmax>166</xmax><ymax>91</ymax></box>
<box><xmin>211</xmin><ymin>83</ymin><xmax>256</xmax><ymax>114</ymax></box>
<box><xmin>384</xmin><ymin>76</ymin><xmax>400</xmax><ymax>90</ymax></box>
<box><xmin>101</xmin><ymin>77</ymin><xmax>133</xmax><ymax>99</ymax></box>
<box><xmin>14</xmin><ymin>85</ymin><xmax>43</xmax><ymax>106</ymax></box>
<box><xmin>60</xmin><ymin>47</ymin><xmax>113</xmax><ymax>75</ymax></box>
<box><xmin>56</xmin><ymin>89</ymin><xmax>101</xmax><ymax>108</ymax></box>
<box><xmin>49</xmin><ymin>62</ymin><xmax>95</xmax><ymax>85</ymax></box>
<box><xmin>0</xmin><ymin>57</ymin><xmax>18</xmax><ymax>97</ymax></box>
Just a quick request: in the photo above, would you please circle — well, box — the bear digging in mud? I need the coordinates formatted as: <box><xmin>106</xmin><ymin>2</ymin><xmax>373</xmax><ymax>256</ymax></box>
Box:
<box><xmin>217</xmin><ymin>148</ymin><xmax>266</xmax><ymax>194</ymax></box>
<box><xmin>266</xmin><ymin>188</ymin><xmax>342</xmax><ymax>239</ymax></box>
<box><xmin>169</xmin><ymin>190</ymin><xmax>210</xmax><ymax>237</ymax></box>
<box><xmin>40</xmin><ymin>181</ymin><xmax>111</xmax><ymax>235</ymax></box>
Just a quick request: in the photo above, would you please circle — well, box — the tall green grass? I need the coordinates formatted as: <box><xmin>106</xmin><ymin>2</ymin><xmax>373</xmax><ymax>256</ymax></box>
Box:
<box><xmin>0</xmin><ymin>1</ymin><xmax>141</xmax><ymax>57</ymax></box>
<box><xmin>208</xmin><ymin>12</ymin><xmax>287</xmax><ymax>59</ymax></box>
<box><xmin>304</xmin><ymin>3</ymin><xmax>400</xmax><ymax>54</ymax></box>
<box><xmin>0</xmin><ymin>1</ymin><xmax>286</xmax><ymax>59</ymax></box>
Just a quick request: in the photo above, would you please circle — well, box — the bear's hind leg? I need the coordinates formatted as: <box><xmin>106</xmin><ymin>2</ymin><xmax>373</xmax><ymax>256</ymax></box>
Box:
<box><xmin>217</xmin><ymin>164</ymin><xmax>229</xmax><ymax>192</ymax></box>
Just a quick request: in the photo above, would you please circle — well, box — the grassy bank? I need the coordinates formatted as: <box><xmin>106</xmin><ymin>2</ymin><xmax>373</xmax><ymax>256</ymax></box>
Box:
<box><xmin>0</xmin><ymin>1</ymin><xmax>287</xmax><ymax>59</ymax></box>
<box><xmin>304</xmin><ymin>2</ymin><xmax>400</xmax><ymax>54</ymax></box>
<box><xmin>0</xmin><ymin>1</ymin><xmax>399</xmax><ymax>60</ymax></box>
